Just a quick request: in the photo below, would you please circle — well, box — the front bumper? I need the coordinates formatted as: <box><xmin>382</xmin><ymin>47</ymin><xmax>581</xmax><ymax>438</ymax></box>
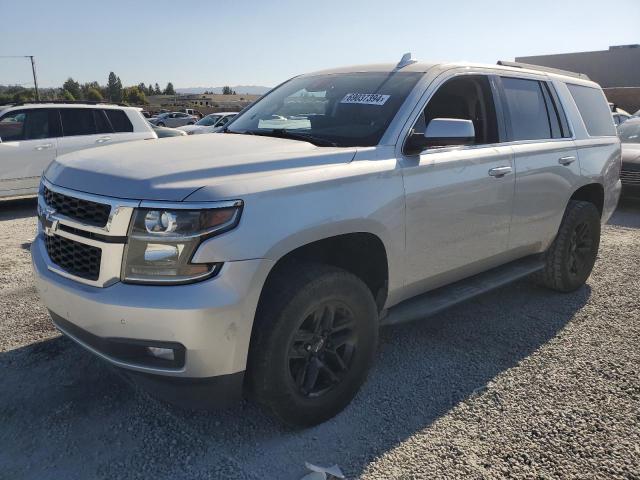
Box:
<box><xmin>32</xmin><ymin>235</ymin><xmax>272</xmax><ymax>381</ymax></box>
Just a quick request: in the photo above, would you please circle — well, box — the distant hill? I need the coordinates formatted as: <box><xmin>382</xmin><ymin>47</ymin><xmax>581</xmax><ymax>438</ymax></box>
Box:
<box><xmin>176</xmin><ymin>85</ymin><xmax>271</xmax><ymax>95</ymax></box>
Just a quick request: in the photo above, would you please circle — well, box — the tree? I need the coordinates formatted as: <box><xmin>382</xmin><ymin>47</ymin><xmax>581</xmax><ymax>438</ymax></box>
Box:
<box><xmin>147</xmin><ymin>83</ymin><xmax>155</xmax><ymax>96</ymax></box>
<box><xmin>164</xmin><ymin>82</ymin><xmax>175</xmax><ymax>96</ymax></box>
<box><xmin>122</xmin><ymin>86</ymin><xmax>147</xmax><ymax>105</ymax></box>
<box><xmin>222</xmin><ymin>86</ymin><xmax>233</xmax><ymax>95</ymax></box>
<box><xmin>61</xmin><ymin>89</ymin><xmax>75</xmax><ymax>101</ymax></box>
<box><xmin>106</xmin><ymin>72</ymin><xmax>123</xmax><ymax>102</ymax></box>
<box><xmin>154</xmin><ymin>83</ymin><xmax>161</xmax><ymax>95</ymax></box>
<box><xmin>86</xmin><ymin>87</ymin><xmax>103</xmax><ymax>102</ymax></box>
<box><xmin>63</xmin><ymin>78</ymin><xmax>81</xmax><ymax>100</ymax></box>
<box><xmin>81</xmin><ymin>81</ymin><xmax>101</xmax><ymax>100</ymax></box>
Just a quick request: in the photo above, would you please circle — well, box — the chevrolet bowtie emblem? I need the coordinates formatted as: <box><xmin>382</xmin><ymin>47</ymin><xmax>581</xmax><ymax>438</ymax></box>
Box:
<box><xmin>42</xmin><ymin>208</ymin><xmax>59</xmax><ymax>237</ymax></box>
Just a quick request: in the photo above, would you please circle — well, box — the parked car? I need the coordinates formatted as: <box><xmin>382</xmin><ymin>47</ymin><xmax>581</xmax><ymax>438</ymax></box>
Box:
<box><xmin>148</xmin><ymin>112</ymin><xmax>198</xmax><ymax>128</ymax></box>
<box><xmin>0</xmin><ymin>102</ymin><xmax>156</xmax><ymax>199</ymax></box>
<box><xmin>150</xmin><ymin>123</ymin><xmax>188</xmax><ymax>138</ymax></box>
<box><xmin>618</xmin><ymin>117</ymin><xmax>640</xmax><ymax>197</ymax></box>
<box><xmin>32</xmin><ymin>56</ymin><xmax>620</xmax><ymax>427</ymax></box>
<box><xmin>176</xmin><ymin>112</ymin><xmax>236</xmax><ymax>135</ymax></box>
<box><xmin>613</xmin><ymin>112</ymin><xmax>632</xmax><ymax>126</ymax></box>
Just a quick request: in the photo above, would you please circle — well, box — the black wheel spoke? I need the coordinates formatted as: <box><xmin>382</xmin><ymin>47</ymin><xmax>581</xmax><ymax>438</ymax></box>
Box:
<box><xmin>302</xmin><ymin>358</ymin><xmax>321</xmax><ymax>392</ymax></box>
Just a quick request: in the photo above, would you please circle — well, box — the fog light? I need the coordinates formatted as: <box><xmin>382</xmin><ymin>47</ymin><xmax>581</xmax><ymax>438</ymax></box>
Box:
<box><xmin>147</xmin><ymin>347</ymin><xmax>175</xmax><ymax>361</ymax></box>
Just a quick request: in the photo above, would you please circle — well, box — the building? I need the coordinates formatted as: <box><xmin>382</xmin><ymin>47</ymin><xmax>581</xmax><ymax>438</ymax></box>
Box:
<box><xmin>516</xmin><ymin>45</ymin><xmax>640</xmax><ymax>112</ymax></box>
<box><xmin>145</xmin><ymin>93</ymin><xmax>261</xmax><ymax>115</ymax></box>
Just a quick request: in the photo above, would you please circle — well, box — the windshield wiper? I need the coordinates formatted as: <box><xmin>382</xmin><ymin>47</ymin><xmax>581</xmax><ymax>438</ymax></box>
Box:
<box><xmin>250</xmin><ymin>129</ymin><xmax>337</xmax><ymax>147</ymax></box>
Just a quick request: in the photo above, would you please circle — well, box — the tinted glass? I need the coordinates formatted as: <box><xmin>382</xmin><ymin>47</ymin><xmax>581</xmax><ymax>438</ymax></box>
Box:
<box><xmin>60</xmin><ymin>108</ymin><xmax>96</xmax><ymax>136</ymax></box>
<box><xmin>93</xmin><ymin>110</ymin><xmax>113</xmax><ymax>134</ymax></box>
<box><xmin>228</xmin><ymin>71</ymin><xmax>422</xmax><ymax>147</ymax></box>
<box><xmin>567</xmin><ymin>84</ymin><xmax>616</xmax><ymax>137</ymax></box>
<box><xmin>0</xmin><ymin>110</ymin><xmax>26</xmax><ymax>141</ymax></box>
<box><xmin>24</xmin><ymin>109</ymin><xmax>50</xmax><ymax>140</ymax></box>
<box><xmin>104</xmin><ymin>109</ymin><xmax>134</xmax><ymax>132</ymax></box>
<box><xmin>502</xmin><ymin>77</ymin><xmax>552</xmax><ymax>141</ymax></box>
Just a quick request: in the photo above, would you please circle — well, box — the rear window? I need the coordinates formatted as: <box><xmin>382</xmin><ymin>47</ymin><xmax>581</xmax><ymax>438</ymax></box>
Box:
<box><xmin>567</xmin><ymin>84</ymin><xmax>616</xmax><ymax>137</ymax></box>
<box><xmin>104</xmin><ymin>109</ymin><xmax>134</xmax><ymax>132</ymax></box>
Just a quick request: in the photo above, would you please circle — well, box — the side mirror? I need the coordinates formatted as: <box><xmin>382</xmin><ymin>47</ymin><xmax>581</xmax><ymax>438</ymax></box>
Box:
<box><xmin>404</xmin><ymin>118</ymin><xmax>475</xmax><ymax>155</ymax></box>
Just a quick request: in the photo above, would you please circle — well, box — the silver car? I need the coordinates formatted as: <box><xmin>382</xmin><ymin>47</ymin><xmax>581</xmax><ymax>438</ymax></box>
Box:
<box><xmin>148</xmin><ymin>111</ymin><xmax>198</xmax><ymax>128</ymax></box>
<box><xmin>32</xmin><ymin>55</ymin><xmax>620</xmax><ymax>427</ymax></box>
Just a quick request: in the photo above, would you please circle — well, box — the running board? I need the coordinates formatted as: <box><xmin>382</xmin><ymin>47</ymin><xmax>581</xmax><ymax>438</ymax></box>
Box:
<box><xmin>380</xmin><ymin>255</ymin><xmax>545</xmax><ymax>326</ymax></box>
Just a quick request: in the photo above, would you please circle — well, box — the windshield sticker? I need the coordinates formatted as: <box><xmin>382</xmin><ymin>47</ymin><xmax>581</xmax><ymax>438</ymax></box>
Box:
<box><xmin>340</xmin><ymin>93</ymin><xmax>390</xmax><ymax>106</ymax></box>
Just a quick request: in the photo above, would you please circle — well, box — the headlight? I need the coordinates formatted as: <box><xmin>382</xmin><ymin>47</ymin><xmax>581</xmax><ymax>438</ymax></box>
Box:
<box><xmin>122</xmin><ymin>201</ymin><xmax>242</xmax><ymax>285</ymax></box>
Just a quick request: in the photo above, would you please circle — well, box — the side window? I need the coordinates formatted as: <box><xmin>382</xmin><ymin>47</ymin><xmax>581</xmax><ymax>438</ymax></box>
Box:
<box><xmin>0</xmin><ymin>110</ymin><xmax>27</xmax><ymax>141</ymax></box>
<box><xmin>60</xmin><ymin>108</ymin><xmax>97</xmax><ymax>136</ymax></box>
<box><xmin>218</xmin><ymin>116</ymin><xmax>230</xmax><ymax>126</ymax></box>
<box><xmin>420</xmin><ymin>75</ymin><xmax>499</xmax><ymax>145</ymax></box>
<box><xmin>93</xmin><ymin>109</ymin><xmax>113</xmax><ymax>134</ymax></box>
<box><xmin>24</xmin><ymin>109</ymin><xmax>50</xmax><ymax>140</ymax></box>
<box><xmin>501</xmin><ymin>77</ymin><xmax>555</xmax><ymax>141</ymax></box>
<box><xmin>104</xmin><ymin>110</ymin><xmax>134</xmax><ymax>132</ymax></box>
<box><xmin>567</xmin><ymin>84</ymin><xmax>616</xmax><ymax>137</ymax></box>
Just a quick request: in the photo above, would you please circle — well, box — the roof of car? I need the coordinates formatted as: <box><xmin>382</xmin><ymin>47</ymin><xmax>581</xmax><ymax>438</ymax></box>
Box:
<box><xmin>303</xmin><ymin>60</ymin><xmax>598</xmax><ymax>86</ymax></box>
<box><xmin>0</xmin><ymin>101</ymin><xmax>137</xmax><ymax>110</ymax></box>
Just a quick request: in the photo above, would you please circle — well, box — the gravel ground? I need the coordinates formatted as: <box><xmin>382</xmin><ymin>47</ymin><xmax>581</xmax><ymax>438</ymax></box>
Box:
<box><xmin>0</xmin><ymin>198</ymin><xmax>639</xmax><ymax>480</ymax></box>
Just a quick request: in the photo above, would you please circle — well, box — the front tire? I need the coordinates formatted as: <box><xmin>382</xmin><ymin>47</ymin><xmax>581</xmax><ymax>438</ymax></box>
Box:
<box><xmin>247</xmin><ymin>263</ymin><xmax>378</xmax><ymax>427</ymax></box>
<box><xmin>534</xmin><ymin>200</ymin><xmax>601</xmax><ymax>292</ymax></box>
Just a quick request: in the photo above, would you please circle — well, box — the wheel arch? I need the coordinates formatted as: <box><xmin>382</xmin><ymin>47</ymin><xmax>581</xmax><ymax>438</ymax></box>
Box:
<box><xmin>569</xmin><ymin>182</ymin><xmax>605</xmax><ymax>217</ymax></box>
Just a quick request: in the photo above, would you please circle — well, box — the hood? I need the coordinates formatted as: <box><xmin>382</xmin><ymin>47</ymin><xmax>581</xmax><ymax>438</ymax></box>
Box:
<box><xmin>622</xmin><ymin>143</ymin><xmax>640</xmax><ymax>165</ymax></box>
<box><xmin>44</xmin><ymin>134</ymin><xmax>357</xmax><ymax>201</ymax></box>
<box><xmin>176</xmin><ymin>124</ymin><xmax>203</xmax><ymax>133</ymax></box>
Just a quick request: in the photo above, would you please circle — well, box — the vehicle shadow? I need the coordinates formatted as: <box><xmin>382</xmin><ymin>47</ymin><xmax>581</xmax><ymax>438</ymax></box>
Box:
<box><xmin>0</xmin><ymin>197</ymin><xmax>37</xmax><ymax>221</ymax></box>
<box><xmin>0</xmin><ymin>279</ymin><xmax>590</xmax><ymax>479</ymax></box>
<box><xmin>608</xmin><ymin>197</ymin><xmax>640</xmax><ymax>228</ymax></box>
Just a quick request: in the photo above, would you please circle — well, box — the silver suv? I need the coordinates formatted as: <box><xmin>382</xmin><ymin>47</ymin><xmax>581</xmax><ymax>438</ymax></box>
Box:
<box><xmin>31</xmin><ymin>56</ymin><xmax>621</xmax><ymax>426</ymax></box>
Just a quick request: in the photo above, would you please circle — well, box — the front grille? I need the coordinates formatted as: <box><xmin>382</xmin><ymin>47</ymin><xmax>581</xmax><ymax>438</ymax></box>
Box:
<box><xmin>43</xmin><ymin>186</ymin><xmax>111</xmax><ymax>227</ymax></box>
<box><xmin>620</xmin><ymin>169</ymin><xmax>640</xmax><ymax>186</ymax></box>
<box><xmin>45</xmin><ymin>234</ymin><xmax>102</xmax><ymax>281</ymax></box>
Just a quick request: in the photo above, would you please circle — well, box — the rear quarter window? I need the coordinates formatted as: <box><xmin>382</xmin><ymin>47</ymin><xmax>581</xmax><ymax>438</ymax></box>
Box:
<box><xmin>104</xmin><ymin>109</ymin><xmax>134</xmax><ymax>132</ymax></box>
<box><xmin>567</xmin><ymin>84</ymin><xmax>616</xmax><ymax>137</ymax></box>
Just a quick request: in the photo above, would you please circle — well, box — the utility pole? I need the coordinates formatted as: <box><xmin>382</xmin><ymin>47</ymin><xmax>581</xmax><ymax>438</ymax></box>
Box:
<box><xmin>29</xmin><ymin>56</ymin><xmax>40</xmax><ymax>101</ymax></box>
<box><xmin>0</xmin><ymin>55</ymin><xmax>40</xmax><ymax>100</ymax></box>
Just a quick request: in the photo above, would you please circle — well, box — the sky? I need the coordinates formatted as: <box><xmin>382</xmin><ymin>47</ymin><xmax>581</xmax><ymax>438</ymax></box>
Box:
<box><xmin>1</xmin><ymin>0</ymin><xmax>639</xmax><ymax>89</ymax></box>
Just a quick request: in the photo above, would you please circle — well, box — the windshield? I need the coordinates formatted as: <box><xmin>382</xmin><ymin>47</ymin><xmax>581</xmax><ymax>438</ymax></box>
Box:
<box><xmin>619</xmin><ymin>121</ymin><xmax>640</xmax><ymax>144</ymax></box>
<box><xmin>196</xmin><ymin>115</ymin><xmax>222</xmax><ymax>126</ymax></box>
<box><xmin>228</xmin><ymin>71</ymin><xmax>422</xmax><ymax>147</ymax></box>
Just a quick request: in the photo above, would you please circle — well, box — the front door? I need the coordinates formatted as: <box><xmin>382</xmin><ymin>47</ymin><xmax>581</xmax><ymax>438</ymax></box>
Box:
<box><xmin>401</xmin><ymin>74</ymin><xmax>515</xmax><ymax>295</ymax></box>
<box><xmin>0</xmin><ymin>109</ymin><xmax>60</xmax><ymax>195</ymax></box>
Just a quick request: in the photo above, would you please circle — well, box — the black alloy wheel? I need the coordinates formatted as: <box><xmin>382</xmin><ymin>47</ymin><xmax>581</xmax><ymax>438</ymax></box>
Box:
<box><xmin>288</xmin><ymin>302</ymin><xmax>357</xmax><ymax>398</ymax></box>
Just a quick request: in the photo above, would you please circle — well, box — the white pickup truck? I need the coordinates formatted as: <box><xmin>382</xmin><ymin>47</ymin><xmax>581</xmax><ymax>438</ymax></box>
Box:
<box><xmin>32</xmin><ymin>55</ymin><xmax>620</xmax><ymax>426</ymax></box>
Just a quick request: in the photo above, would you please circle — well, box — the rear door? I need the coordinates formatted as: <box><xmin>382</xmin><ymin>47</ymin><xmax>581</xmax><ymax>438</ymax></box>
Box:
<box><xmin>57</xmin><ymin>108</ymin><xmax>109</xmax><ymax>156</ymax></box>
<box><xmin>496</xmin><ymin>76</ymin><xmax>580</xmax><ymax>252</ymax></box>
<box><xmin>0</xmin><ymin>108</ymin><xmax>60</xmax><ymax>195</ymax></box>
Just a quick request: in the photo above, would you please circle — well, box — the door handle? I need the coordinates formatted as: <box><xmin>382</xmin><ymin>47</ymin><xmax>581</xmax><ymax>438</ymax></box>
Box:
<box><xmin>488</xmin><ymin>166</ymin><xmax>513</xmax><ymax>178</ymax></box>
<box><xmin>34</xmin><ymin>143</ymin><xmax>53</xmax><ymax>151</ymax></box>
<box><xmin>558</xmin><ymin>156</ymin><xmax>576</xmax><ymax>166</ymax></box>
<box><xmin>95</xmin><ymin>136</ymin><xmax>111</xmax><ymax>144</ymax></box>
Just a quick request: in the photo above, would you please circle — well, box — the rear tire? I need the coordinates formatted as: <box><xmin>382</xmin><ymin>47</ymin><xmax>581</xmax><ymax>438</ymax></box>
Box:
<box><xmin>247</xmin><ymin>263</ymin><xmax>378</xmax><ymax>427</ymax></box>
<box><xmin>533</xmin><ymin>200</ymin><xmax>601</xmax><ymax>292</ymax></box>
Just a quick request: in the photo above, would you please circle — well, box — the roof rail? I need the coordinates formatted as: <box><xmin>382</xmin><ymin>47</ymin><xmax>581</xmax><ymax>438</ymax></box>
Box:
<box><xmin>496</xmin><ymin>60</ymin><xmax>590</xmax><ymax>80</ymax></box>
<box><xmin>0</xmin><ymin>100</ymin><xmax>129</xmax><ymax>108</ymax></box>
